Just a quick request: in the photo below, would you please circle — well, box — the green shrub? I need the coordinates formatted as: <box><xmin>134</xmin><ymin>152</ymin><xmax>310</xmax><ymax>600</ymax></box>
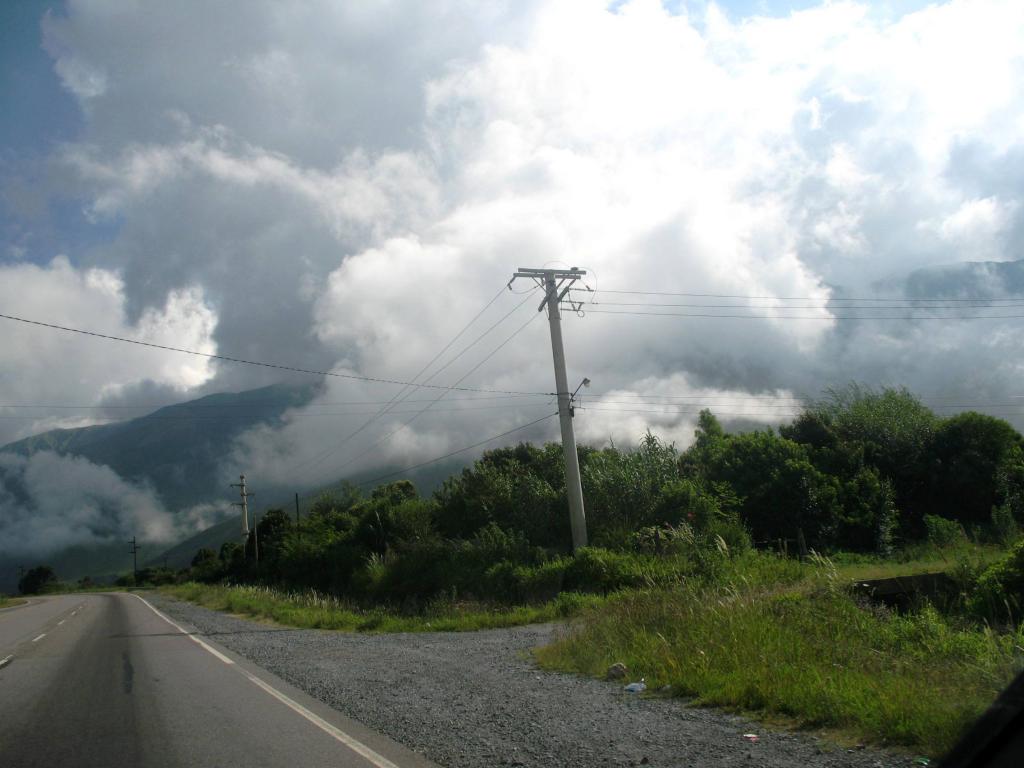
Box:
<box><xmin>991</xmin><ymin>503</ymin><xmax>1020</xmax><ymax>546</ymax></box>
<box><xmin>18</xmin><ymin>565</ymin><xmax>59</xmax><ymax>595</ymax></box>
<box><xmin>924</xmin><ymin>514</ymin><xmax>966</xmax><ymax>548</ymax></box>
<box><xmin>970</xmin><ymin>539</ymin><xmax>1024</xmax><ymax>621</ymax></box>
<box><xmin>563</xmin><ymin>547</ymin><xmax>686</xmax><ymax>593</ymax></box>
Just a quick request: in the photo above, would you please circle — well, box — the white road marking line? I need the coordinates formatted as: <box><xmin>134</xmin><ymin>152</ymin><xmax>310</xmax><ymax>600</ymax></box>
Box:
<box><xmin>131</xmin><ymin>594</ymin><xmax>401</xmax><ymax>768</ymax></box>
<box><xmin>0</xmin><ymin>655</ymin><xmax>12</xmax><ymax>669</ymax></box>
<box><xmin>131</xmin><ymin>594</ymin><xmax>234</xmax><ymax>665</ymax></box>
<box><xmin>57</xmin><ymin>619</ymin><xmax>65</xmax><ymax>626</ymax></box>
<box><xmin>244</xmin><ymin>672</ymin><xmax>401</xmax><ymax>768</ymax></box>
<box><xmin>32</xmin><ymin>633</ymin><xmax>45</xmax><ymax>642</ymax></box>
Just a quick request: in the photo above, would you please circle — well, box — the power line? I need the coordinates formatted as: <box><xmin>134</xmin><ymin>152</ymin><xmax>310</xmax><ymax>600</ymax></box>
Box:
<box><xmin>0</xmin><ymin>312</ymin><xmax>548</xmax><ymax>397</ymax></box>
<box><xmin>586</xmin><ymin>299</ymin><xmax>1024</xmax><ymax>310</ymax></box>
<box><xmin>594</xmin><ymin>289</ymin><xmax>1024</xmax><ymax>302</ymax></box>
<box><xmin>315</xmin><ymin>310</ymin><xmax>544</xmax><ymax>479</ymax></box>
<box><xmin>284</xmin><ymin>288</ymin><xmax>541</xmax><ymax>477</ymax></box>
<box><xmin>581</xmin><ymin>308</ymin><xmax>1024</xmax><ymax>321</ymax></box>
<box><xmin>0</xmin><ymin>402</ymin><xmax>555</xmax><ymax>421</ymax></box>
<box><xmin>0</xmin><ymin>393</ymin><xmax>544</xmax><ymax>410</ymax></box>
<box><xmin>577</xmin><ymin>405</ymin><xmax>803</xmax><ymax>418</ymax></box>
<box><xmin>353</xmin><ymin>411</ymin><xmax>558</xmax><ymax>489</ymax></box>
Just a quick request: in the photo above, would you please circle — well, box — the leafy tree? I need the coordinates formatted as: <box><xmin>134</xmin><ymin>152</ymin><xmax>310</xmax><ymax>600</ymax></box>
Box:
<box><xmin>929</xmin><ymin>412</ymin><xmax>1024</xmax><ymax>527</ymax></box>
<box><xmin>838</xmin><ymin>468</ymin><xmax>897</xmax><ymax>554</ymax></box>
<box><xmin>18</xmin><ymin>565</ymin><xmax>58</xmax><ymax>595</ymax></box>
<box><xmin>704</xmin><ymin>430</ymin><xmax>840</xmax><ymax>549</ymax></box>
<box><xmin>680</xmin><ymin>409</ymin><xmax>727</xmax><ymax>477</ymax></box>
<box><xmin>434</xmin><ymin>443</ymin><xmax>567</xmax><ymax>547</ymax></box>
<box><xmin>801</xmin><ymin>385</ymin><xmax>938</xmax><ymax>539</ymax></box>
<box><xmin>308</xmin><ymin>484</ymin><xmax>363</xmax><ymax>528</ymax></box>
<box><xmin>256</xmin><ymin>508</ymin><xmax>292</xmax><ymax>567</ymax></box>
<box><xmin>583</xmin><ymin>432</ymin><xmax>680</xmax><ymax>544</ymax></box>
<box><xmin>191</xmin><ymin>547</ymin><xmax>217</xmax><ymax>567</ymax></box>
<box><xmin>134</xmin><ymin>567</ymin><xmax>176</xmax><ymax>586</ymax></box>
<box><xmin>190</xmin><ymin>547</ymin><xmax>223</xmax><ymax>583</ymax></box>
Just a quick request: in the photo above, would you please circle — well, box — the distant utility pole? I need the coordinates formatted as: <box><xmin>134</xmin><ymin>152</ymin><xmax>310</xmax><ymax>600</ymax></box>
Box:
<box><xmin>230</xmin><ymin>474</ymin><xmax>257</xmax><ymax>560</ymax></box>
<box><xmin>509</xmin><ymin>266</ymin><xmax>589</xmax><ymax>550</ymax></box>
<box><xmin>295</xmin><ymin>492</ymin><xmax>301</xmax><ymax>544</ymax></box>
<box><xmin>129</xmin><ymin>537</ymin><xmax>140</xmax><ymax>584</ymax></box>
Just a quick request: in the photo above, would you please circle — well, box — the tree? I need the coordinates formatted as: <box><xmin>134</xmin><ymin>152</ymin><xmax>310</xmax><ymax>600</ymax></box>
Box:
<box><xmin>928</xmin><ymin>412</ymin><xmax>1024</xmax><ymax>528</ymax></box>
<box><xmin>705</xmin><ymin>430</ymin><xmax>840</xmax><ymax>549</ymax></box>
<box><xmin>256</xmin><ymin>508</ymin><xmax>292</xmax><ymax>566</ymax></box>
<box><xmin>434</xmin><ymin>443</ymin><xmax>567</xmax><ymax>547</ymax></box>
<box><xmin>838</xmin><ymin>468</ymin><xmax>897</xmax><ymax>554</ymax></box>
<box><xmin>680</xmin><ymin>410</ymin><xmax>726</xmax><ymax>478</ymax></box>
<box><xmin>190</xmin><ymin>547</ymin><xmax>222</xmax><ymax>583</ymax></box>
<box><xmin>801</xmin><ymin>385</ymin><xmax>938</xmax><ymax>540</ymax></box>
<box><xmin>191</xmin><ymin>547</ymin><xmax>217</xmax><ymax>567</ymax></box>
<box><xmin>583</xmin><ymin>432</ymin><xmax>681</xmax><ymax>542</ymax></box>
<box><xmin>18</xmin><ymin>565</ymin><xmax>58</xmax><ymax>595</ymax></box>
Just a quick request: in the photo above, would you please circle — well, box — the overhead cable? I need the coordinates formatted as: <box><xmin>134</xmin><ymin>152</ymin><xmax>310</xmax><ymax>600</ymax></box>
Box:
<box><xmin>0</xmin><ymin>311</ymin><xmax>548</xmax><ymax>397</ymax></box>
<box><xmin>353</xmin><ymin>411</ymin><xmax>558</xmax><ymax>488</ymax></box>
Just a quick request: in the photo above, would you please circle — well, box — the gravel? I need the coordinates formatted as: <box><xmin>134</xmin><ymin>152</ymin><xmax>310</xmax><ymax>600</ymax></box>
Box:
<box><xmin>149</xmin><ymin>594</ymin><xmax>916</xmax><ymax>768</ymax></box>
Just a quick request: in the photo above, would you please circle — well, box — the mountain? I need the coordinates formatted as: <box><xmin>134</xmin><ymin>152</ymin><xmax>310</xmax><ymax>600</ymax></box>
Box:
<box><xmin>0</xmin><ymin>382</ymin><xmax>318</xmax><ymax>591</ymax></box>
<box><xmin>0</xmin><ymin>380</ymin><xmax>473</xmax><ymax>590</ymax></box>
<box><xmin>156</xmin><ymin>457</ymin><xmax>468</xmax><ymax>571</ymax></box>
<box><xmin>2</xmin><ymin>382</ymin><xmax>318</xmax><ymax>509</ymax></box>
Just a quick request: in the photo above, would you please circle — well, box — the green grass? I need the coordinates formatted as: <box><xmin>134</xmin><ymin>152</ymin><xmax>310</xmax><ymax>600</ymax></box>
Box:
<box><xmin>535</xmin><ymin>562</ymin><xmax>1024</xmax><ymax>757</ymax></box>
<box><xmin>163</xmin><ymin>547</ymin><xmax>1021</xmax><ymax>756</ymax></box>
<box><xmin>0</xmin><ymin>595</ymin><xmax>26</xmax><ymax>608</ymax></box>
<box><xmin>830</xmin><ymin>542</ymin><xmax>1005</xmax><ymax>582</ymax></box>
<box><xmin>161</xmin><ymin>582</ymin><xmax>605</xmax><ymax>632</ymax></box>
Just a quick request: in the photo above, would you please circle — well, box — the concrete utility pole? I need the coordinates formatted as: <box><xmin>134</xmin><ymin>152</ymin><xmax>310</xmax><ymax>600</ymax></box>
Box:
<box><xmin>509</xmin><ymin>267</ymin><xmax>589</xmax><ymax>550</ymax></box>
<box><xmin>230</xmin><ymin>474</ymin><xmax>256</xmax><ymax>559</ymax></box>
<box><xmin>129</xmin><ymin>537</ymin><xmax>140</xmax><ymax>584</ymax></box>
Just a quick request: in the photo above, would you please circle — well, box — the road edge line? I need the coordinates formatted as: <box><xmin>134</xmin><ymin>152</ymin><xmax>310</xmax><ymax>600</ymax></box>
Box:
<box><xmin>131</xmin><ymin>593</ymin><xmax>402</xmax><ymax>768</ymax></box>
<box><xmin>0</xmin><ymin>654</ymin><xmax>12</xmax><ymax>669</ymax></box>
<box><xmin>131</xmin><ymin>593</ymin><xmax>234</xmax><ymax>665</ymax></box>
<box><xmin>243</xmin><ymin>671</ymin><xmax>401</xmax><ymax>768</ymax></box>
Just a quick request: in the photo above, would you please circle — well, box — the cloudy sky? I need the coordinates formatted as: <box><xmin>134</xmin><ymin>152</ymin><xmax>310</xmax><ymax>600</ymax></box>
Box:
<box><xmin>3</xmin><ymin>0</ymin><xmax>1024</xmax><ymax>525</ymax></box>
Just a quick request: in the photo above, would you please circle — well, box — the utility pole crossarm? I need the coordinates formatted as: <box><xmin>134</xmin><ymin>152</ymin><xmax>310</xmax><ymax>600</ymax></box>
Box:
<box><xmin>509</xmin><ymin>266</ymin><xmax>589</xmax><ymax>550</ymax></box>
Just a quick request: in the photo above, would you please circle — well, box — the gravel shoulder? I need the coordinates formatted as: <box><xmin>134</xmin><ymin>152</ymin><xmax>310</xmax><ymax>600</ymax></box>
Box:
<box><xmin>149</xmin><ymin>593</ymin><xmax>915</xmax><ymax>768</ymax></box>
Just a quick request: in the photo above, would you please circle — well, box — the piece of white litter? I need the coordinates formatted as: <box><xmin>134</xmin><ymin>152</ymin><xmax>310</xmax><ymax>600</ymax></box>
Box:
<box><xmin>624</xmin><ymin>678</ymin><xmax>646</xmax><ymax>693</ymax></box>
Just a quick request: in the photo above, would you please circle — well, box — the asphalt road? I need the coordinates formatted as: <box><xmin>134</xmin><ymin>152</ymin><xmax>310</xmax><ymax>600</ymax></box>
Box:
<box><xmin>0</xmin><ymin>592</ymin><xmax>435</xmax><ymax>768</ymax></box>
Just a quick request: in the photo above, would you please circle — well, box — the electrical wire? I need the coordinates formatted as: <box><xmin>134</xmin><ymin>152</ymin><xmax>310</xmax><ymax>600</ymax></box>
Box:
<box><xmin>316</xmin><ymin>309</ymin><xmax>544</xmax><ymax>479</ymax></box>
<box><xmin>353</xmin><ymin>411</ymin><xmax>558</xmax><ymax>488</ymax></box>
<box><xmin>593</xmin><ymin>289</ymin><xmax>1024</xmax><ymax>302</ymax></box>
<box><xmin>586</xmin><ymin>300</ymin><xmax>1024</xmax><ymax>310</ymax></box>
<box><xmin>0</xmin><ymin>393</ymin><xmax>545</xmax><ymax>411</ymax></box>
<box><xmin>581</xmin><ymin>308</ymin><xmax>1024</xmax><ymax>321</ymax></box>
<box><xmin>0</xmin><ymin>311</ymin><xmax>548</xmax><ymax>397</ymax></box>
<box><xmin>284</xmin><ymin>287</ymin><xmax>542</xmax><ymax>477</ymax></box>
<box><xmin>0</xmin><ymin>402</ymin><xmax>556</xmax><ymax>421</ymax></box>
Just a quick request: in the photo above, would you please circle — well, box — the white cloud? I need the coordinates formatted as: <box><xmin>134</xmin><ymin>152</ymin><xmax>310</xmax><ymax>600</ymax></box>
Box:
<box><xmin>0</xmin><ymin>257</ymin><xmax>217</xmax><ymax>443</ymax></box>
<box><xmin>3</xmin><ymin>0</ymin><xmax>1024</xmax><ymax>503</ymax></box>
<box><xmin>0</xmin><ymin>451</ymin><xmax>170</xmax><ymax>556</ymax></box>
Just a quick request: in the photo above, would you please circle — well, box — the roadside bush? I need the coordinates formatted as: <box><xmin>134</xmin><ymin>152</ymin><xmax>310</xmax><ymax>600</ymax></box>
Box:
<box><xmin>562</xmin><ymin>547</ymin><xmax>686</xmax><ymax>593</ymax></box>
<box><xmin>583</xmin><ymin>433</ymin><xmax>681</xmax><ymax>537</ymax></box>
<box><xmin>483</xmin><ymin>558</ymin><xmax>569</xmax><ymax>603</ymax></box>
<box><xmin>991</xmin><ymin>503</ymin><xmax>1020</xmax><ymax>546</ymax></box>
<box><xmin>18</xmin><ymin>565</ymin><xmax>58</xmax><ymax>595</ymax></box>
<box><xmin>970</xmin><ymin>539</ymin><xmax>1024</xmax><ymax>622</ymax></box>
<box><xmin>839</xmin><ymin>468</ymin><xmax>898</xmax><ymax>554</ymax></box>
<box><xmin>924</xmin><ymin>514</ymin><xmax>966</xmax><ymax>548</ymax></box>
<box><xmin>433</xmin><ymin>443</ymin><xmax>567</xmax><ymax>547</ymax></box>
